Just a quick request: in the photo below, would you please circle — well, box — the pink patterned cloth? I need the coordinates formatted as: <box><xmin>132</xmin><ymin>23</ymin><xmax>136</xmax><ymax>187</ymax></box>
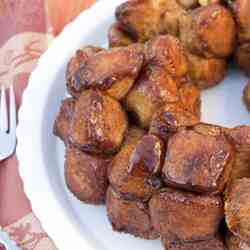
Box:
<box><xmin>0</xmin><ymin>0</ymin><xmax>95</xmax><ymax>249</ymax></box>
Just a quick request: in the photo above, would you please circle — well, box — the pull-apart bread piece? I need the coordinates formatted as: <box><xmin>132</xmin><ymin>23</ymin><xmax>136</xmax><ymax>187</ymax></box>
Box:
<box><xmin>231</xmin><ymin>0</ymin><xmax>250</xmax><ymax>76</ymax></box>
<box><xmin>108</xmin><ymin>23</ymin><xmax>135</xmax><ymax>48</ymax></box>
<box><xmin>108</xmin><ymin>128</ymin><xmax>163</xmax><ymax>201</ymax></box>
<box><xmin>149</xmin><ymin>188</ymin><xmax>224</xmax><ymax>242</ymax></box>
<box><xmin>53</xmin><ymin>97</ymin><xmax>75</xmax><ymax>143</ymax></box>
<box><xmin>115</xmin><ymin>0</ymin><xmax>169</xmax><ymax>42</ymax></box>
<box><xmin>107</xmin><ymin>128</ymin><xmax>161</xmax><ymax>239</ymax></box>
<box><xmin>70</xmin><ymin>89</ymin><xmax>128</xmax><ymax>154</ymax></box>
<box><xmin>179</xmin><ymin>4</ymin><xmax>236</xmax><ymax>59</ymax></box>
<box><xmin>68</xmin><ymin>44</ymin><xmax>145</xmax><ymax>100</ymax></box>
<box><xmin>178</xmin><ymin>81</ymin><xmax>201</xmax><ymax>117</ymax></box>
<box><xmin>125</xmin><ymin>35</ymin><xmax>200</xmax><ymax>128</ymax></box>
<box><xmin>225</xmin><ymin>178</ymin><xmax>250</xmax><ymax>243</ymax></box>
<box><xmin>236</xmin><ymin>44</ymin><xmax>250</xmax><ymax>76</ymax></box>
<box><xmin>162</xmin><ymin>234</ymin><xmax>226</xmax><ymax>250</ymax></box>
<box><xmin>65</xmin><ymin>144</ymin><xmax>110</xmax><ymax>204</ymax></box>
<box><xmin>115</xmin><ymin>0</ymin><xmax>192</xmax><ymax>42</ymax></box>
<box><xmin>114</xmin><ymin>0</ymin><xmax>236</xmax><ymax>89</ymax></box>
<box><xmin>243</xmin><ymin>81</ymin><xmax>250</xmax><ymax>111</ymax></box>
<box><xmin>106</xmin><ymin>186</ymin><xmax>159</xmax><ymax>239</ymax></box>
<box><xmin>225</xmin><ymin>126</ymin><xmax>250</xmax><ymax>180</ymax></box>
<box><xmin>179</xmin><ymin>4</ymin><xmax>236</xmax><ymax>88</ymax></box>
<box><xmin>178</xmin><ymin>3</ymin><xmax>235</xmax><ymax>89</ymax></box>
<box><xmin>128</xmin><ymin>134</ymin><xmax>165</xmax><ymax>178</ymax></box>
<box><xmin>185</xmin><ymin>52</ymin><xmax>226</xmax><ymax>89</ymax></box>
<box><xmin>125</xmin><ymin>65</ymin><xmax>179</xmax><ymax>128</ymax></box>
<box><xmin>162</xmin><ymin>123</ymin><xmax>234</xmax><ymax>194</ymax></box>
<box><xmin>66</xmin><ymin>46</ymin><xmax>104</xmax><ymax>97</ymax></box>
<box><xmin>149</xmin><ymin>103</ymin><xmax>200</xmax><ymax>141</ymax></box>
<box><xmin>160</xmin><ymin>0</ymin><xmax>187</xmax><ymax>36</ymax></box>
<box><xmin>226</xmin><ymin>230</ymin><xmax>250</xmax><ymax>250</ymax></box>
<box><xmin>145</xmin><ymin>35</ymin><xmax>188</xmax><ymax>80</ymax></box>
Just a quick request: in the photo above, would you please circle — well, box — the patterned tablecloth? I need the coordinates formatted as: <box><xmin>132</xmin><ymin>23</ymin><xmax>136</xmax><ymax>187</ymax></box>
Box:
<box><xmin>0</xmin><ymin>1</ymin><xmax>95</xmax><ymax>249</ymax></box>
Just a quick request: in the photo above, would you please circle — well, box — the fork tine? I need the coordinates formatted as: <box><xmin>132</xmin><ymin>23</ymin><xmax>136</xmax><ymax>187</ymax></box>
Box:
<box><xmin>9</xmin><ymin>85</ymin><xmax>16</xmax><ymax>133</ymax></box>
<box><xmin>0</xmin><ymin>87</ymin><xmax>8</xmax><ymax>132</ymax></box>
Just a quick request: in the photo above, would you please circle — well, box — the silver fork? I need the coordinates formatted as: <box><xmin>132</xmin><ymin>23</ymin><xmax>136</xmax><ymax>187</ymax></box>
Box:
<box><xmin>0</xmin><ymin>86</ymin><xmax>20</xmax><ymax>250</ymax></box>
<box><xmin>0</xmin><ymin>86</ymin><xmax>17</xmax><ymax>161</ymax></box>
<box><xmin>0</xmin><ymin>228</ymin><xmax>20</xmax><ymax>250</ymax></box>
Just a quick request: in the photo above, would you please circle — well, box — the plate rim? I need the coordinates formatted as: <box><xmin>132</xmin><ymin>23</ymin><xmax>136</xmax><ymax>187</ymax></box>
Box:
<box><xmin>16</xmin><ymin>0</ymin><xmax>125</xmax><ymax>249</ymax></box>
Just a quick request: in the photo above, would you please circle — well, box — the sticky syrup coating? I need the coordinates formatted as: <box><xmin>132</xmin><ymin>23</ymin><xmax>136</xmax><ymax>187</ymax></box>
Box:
<box><xmin>108</xmin><ymin>128</ymin><xmax>163</xmax><ymax>201</ymax></box>
<box><xmin>125</xmin><ymin>35</ymin><xmax>190</xmax><ymax>128</ymax></box>
<box><xmin>70</xmin><ymin>90</ymin><xmax>128</xmax><ymax>154</ymax></box>
<box><xmin>70</xmin><ymin>44</ymin><xmax>145</xmax><ymax>100</ymax></box>
<box><xmin>149</xmin><ymin>103</ymin><xmax>199</xmax><ymax>141</ymax></box>
<box><xmin>162</xmin><ymin>124</ymin><xmax>234</xmax><ymax>194</ymax></box>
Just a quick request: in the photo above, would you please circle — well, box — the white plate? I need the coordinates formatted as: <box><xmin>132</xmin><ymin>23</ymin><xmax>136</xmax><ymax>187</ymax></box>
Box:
<box><xmin>17</xmin><ymin>0</ymin><xmax>250</xmax><ymax>249</ymax></box>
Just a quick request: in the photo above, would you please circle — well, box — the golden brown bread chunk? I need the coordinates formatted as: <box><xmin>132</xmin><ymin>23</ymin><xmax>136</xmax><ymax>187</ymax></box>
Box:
<box><xmin>225</xmin><ymin>126</ymin><xmax>250</xmax><ymax>180</ymax></box>
<box><xmin>115</xmin><ymin>0</ymin><xmax>162</xmax><ymax>42</ymax></box>
<box><xmin>53</xmin><ymin>98</ymin><xmax>75</xmax><ymax>142</ymax></box>
<box><xmin>194</xmin><ymin>123</ymin><xmax>224</xmax><ymax>136</ymax></box>
<box><xmin>162</xmin><ymin>124</ymin><xmax>234</xmax><ymax>194</ymax></box>
<box><xmin>125</xmin><ymin>65</ymin><xmax>179</xmax><ymax>128</ymax></box>
<box><xmin>123</xmin><ymin>126</ymin><xmax>146</xmax><ymax>146</ymax></box>
<box><xmin>230</xmin><ymin>158</ymin><xmax>250</xmax><ymax>181</ymax></box>
<box><xmin>236</xmin><ymin>44</ymin><xmax>250</xmax><ymax>76</ymax></box>
<box><xmin>149</xmin><ymin>188</ymin><xmax>224</xmax><ymax>242</ymax></box>
<box><xmin>125</xmin><ymin>35</ymin><xmax>188</xmax><ymax>128</ymax></box>
<box><xmin>226</xmin><ymin>126</ymin><xmax>250</xmax><ymax>154</ymax></box>
<box><xmin>243</xmin><ymin>82</ymin><xmax>250</xmax><ymax>111</ymax></box>
<box><xmin>178</xmin><ymin>81</ymin><xmax>201</xmax><ymax>117</ymax></box>
<box><xmin>230</xmin><ymin>0</ymin><xmax>250</xmax><ymax>76</ymax></box>
<box><xmin>149</xmin><ymin>103</ymin><xmax>200</xmax><ymax>141</ymax></box>
<box><xmin>177</xmin><ymin>0</ymin><xmax>198</xmax><ymax>9</ymax></box>
<box><xmin>161</xmin><ymin>0</ymin><xmax>186</xmax><ymax>36</ymax></box>
<box><xmin>70</xmin><ymin>90</ymin><xmax>128</xmax><ymax>154</ymax></box>
<box><xmin>108</xmin><ymin>23</ymin><xmax>135</xmax><ymax>48</ymax></box>
<box><xmin>179</xmin><ymin>4</ymin><xmax>236</xmax><ymax>58</ymax></box>
<box><xmin>225</xmin><ymin>178</ymin><xmax>250</xmax><ymax>243</ymax></box>
<box><xmin>128</xmin><ymin>134</ymin><xmax>165</xmax><ymax>177</ymax></box>
<box><xmin>66</xmin><ymin>46</ymin><xmax>104</xmax><ymax>97</ymax></box>
<box><xmin>71</xmin><ymin>44</ymin><xmax>144</xmax><ymax>100</ymax></box>
<box><xmin>226</xmin><ymin>230</ymin><xmax>250</xmax><ymax>250</ymax></box>
<box><xmin>108</xmin><ymin>128</ymin><xmax>162</xmax><ymax>201</ymax></box>
<box><xmin>186</xmin><ymin>52</ymin><xmax>226</xmax><ymax>89</ymax></box>
<box><xmin>115</xmin><ymin>0</ymin><xmax>188</xmax><ymax>41</ymax></box>
<box><xmin>162</xmin><ymin>235</ymin><xmax>226</xmax><ymax>250</ymax></box>
<box><xmin>106</xmin><ymin>186</ymin><xmax>159</xmax><ymax>239</ymax></box>
<box><xmin>146</xmin><ymin>35</ymin><xmax>188</xmax><ymax>79</ymax></box>
<box><xmin>65</xmin><ymin>144</ymin><xmax>110</xmax><ymax>204</ymax></box>
<box><xmin>231</xmin><ymin>0</ymin><xmax>250</xmax><ymax>43</ymax></box>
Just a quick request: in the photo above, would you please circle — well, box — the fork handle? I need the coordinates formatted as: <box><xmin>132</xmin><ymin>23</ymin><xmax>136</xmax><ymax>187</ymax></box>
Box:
<box><xmin>0</xmin><ymin>228</ymin><xmax>21</xmax><ymax>250</ymax></box>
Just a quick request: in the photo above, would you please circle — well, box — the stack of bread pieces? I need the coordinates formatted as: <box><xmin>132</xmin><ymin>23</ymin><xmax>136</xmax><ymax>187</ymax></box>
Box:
<box><xmin>54</xmin><ymin>0</ymin><xmax>250</xmax><ymax>249</ymax></box>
